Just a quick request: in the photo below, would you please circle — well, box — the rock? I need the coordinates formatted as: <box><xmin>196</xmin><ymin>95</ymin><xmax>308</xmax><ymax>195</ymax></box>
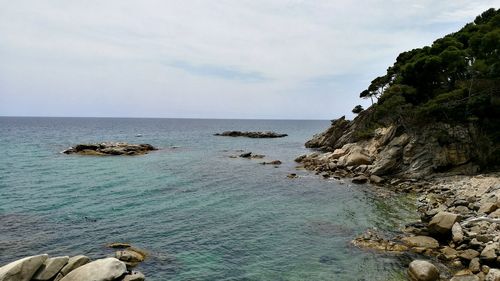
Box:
<box><xmin>452</xmin><ymin>222</ymin><xmax>464</xmax><ymax>243</ymax></box>
<box><xmin>469</xmin><ymin>258</ymin><xmax>481</xmax><ymax>273</ymax></box>
<box><xmin>408</xmin><ymin>260</ymin><xmax>439</xmax><ymax>281</ymax></box>
<box><xmin>479</xmin><ymin>202</ymin><xmax>498</xmax><ymax>214</ymax></box>
<box><xmin>122</xmin><ymin>271</ymin><xmax>145</xmax><ymax>281</ymax></box>
<box><xmin>440</xmin><ymin>246</ymin><xmax>459</xmax><ymax>260</ymax></box>
<box><xmin>214</xmin><ymin>131</ymin><xmax>287</xmax><ymax>138</ymax></box>
<box><xmin>32</xmin><ymin>256</ymin><xmax>69</xmax><ymax>281</ymax></box>
<box><xmin>115</xmin><ymin>249</ymin><xmax>145</xmax><ymax>263</ymax></box>
<box><xmin>239</xmin><ymin>152</ymin><xmax>252</xmax><ymax>158</ymax></box>
<box><xmin>59</xmin><ymin>258</ymin><xmax>126</xmax><ymax>281</ymax></box>
<box><xmin>63</xmin><ymin>142</ymin><xmax>156</xmax><ymax>156</ymax></box>
<box><xmin>481</xmin><ymin>243</ymin><xmax>499</xmax><ymax>261</ymax></box>
<box><xmin>260</xmin><ymin>160</ymin><xmax>282</xmax><ymax>165</ymax></box>
<box><xmin>428</xmin><ymin>211</ymin><xmax>459</xmax><ymax>235</ymax></box>
<box><xmin>450</xmin><ymin>275</ymin><xmax>480</xmax><ymax>281</ymax></box>
<box><xmin>345</xmin><ymin>152</ymin><xmax>372</xmax><ymax>166</ymax></box>
<box><xmin>0</xmin><ymin>254</ymin><xmax>48</xmax><ymax>281</ymax></box>
<box><xmin>251</xmin><ymin>154</ymin><xmax>265</xmax><ymax>159</ymax></box>
<box><xmin>107</xmin><ymin>242</ymin><xmax>132</xmax><ymax>249</ymax></box>
<box><xmin>287</xmin><ymin>173</ymin><xmax>298</xmax><ymax>179</ymax></box>
<box><xmin>351</xmin><ymin>175</ymin><xmax>368</xmax><ymax>184</ymax></box>
<box><xmin>485</xmin><ymin>268</ymin><xmax>500</xmax><ymax>281</ymax></box>
<box><xmin>402</xmin><ymin>236</ymin><xmax>440</xmax><ymax>249</ymax></box>
<box><xmin>369</xmin><ymin>175</ymin><xmax>384</xmax><ymax>184</ymax></box>
<box><xmin>58</xmin><ymin>255</ymin><xmax>90</xmax><ymax>277</ymax></box>
<box><xmin>331</xmin><ymin>149</ymin><xmax>347</xmax><ymax>159</ymax></box>
<box><xmin>459</xmin><ymin>249</ymin><xmax>480</xmax><ymax>261</ymax></box>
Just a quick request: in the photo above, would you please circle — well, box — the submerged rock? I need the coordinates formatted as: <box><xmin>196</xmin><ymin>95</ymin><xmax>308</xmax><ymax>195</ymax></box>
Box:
<box><xmin>214</xmin><ymin>131</ymin><xmax>287</xmax><ymax>138</ymax></box>
<box><xmin>63</xmin><ymin>142</ymin><xmax>157</xmax><ymax>156</ymax></box>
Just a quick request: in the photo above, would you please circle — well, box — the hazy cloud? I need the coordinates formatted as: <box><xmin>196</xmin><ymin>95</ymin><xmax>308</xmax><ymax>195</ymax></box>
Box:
<box><xmin>0</xmin><ymin>0</ymin><xmax>498</xmax><ymax>119</ymax></box>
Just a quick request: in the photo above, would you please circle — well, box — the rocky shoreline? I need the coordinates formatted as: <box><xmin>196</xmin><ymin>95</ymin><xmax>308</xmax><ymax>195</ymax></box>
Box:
<box><xmin>0</xmin><ymin>244</ymin><xmax>147</xmax><ymax>281</ymax></box>
<box><xmin>296</xmin><ymin>145</ymin><xmax>499</xmax><ymax>280</ymax></box>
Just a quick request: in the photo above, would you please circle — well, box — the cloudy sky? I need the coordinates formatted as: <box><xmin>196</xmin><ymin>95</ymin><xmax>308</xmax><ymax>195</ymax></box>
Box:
<box><xmin>0</xmin><ymin>1</ymin><xmax>498</xmax><ymax>119</ymax></box>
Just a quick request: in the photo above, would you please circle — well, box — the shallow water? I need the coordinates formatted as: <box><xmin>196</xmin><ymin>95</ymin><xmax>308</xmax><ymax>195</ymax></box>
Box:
<box><xmin>0</xmin><ymin>117</ymin><xmax>417</xmax><ymax>280</ymax></box>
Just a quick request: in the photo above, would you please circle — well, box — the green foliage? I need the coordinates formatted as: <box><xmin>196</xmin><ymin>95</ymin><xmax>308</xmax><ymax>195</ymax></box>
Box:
<box><xmin>356</xmin><ymin>8</ymin><xmax>500</xmax><ymax>168</ymax></box>
<box><xmin>359</xmin><ymin>8</ymin><xmax>499</xmax><ymax>123</ymax></box>
<box><xmin>352</xmin><ymin>105</ymin><xmax>364</xmax><ymax>114</ymax></box>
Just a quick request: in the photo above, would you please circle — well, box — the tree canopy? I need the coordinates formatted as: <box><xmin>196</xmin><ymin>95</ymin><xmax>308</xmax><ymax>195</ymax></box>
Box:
<box><xmin>358</xmin><ymin>8</ymin><xmax>500</xmax><ymax>166</ymax></box>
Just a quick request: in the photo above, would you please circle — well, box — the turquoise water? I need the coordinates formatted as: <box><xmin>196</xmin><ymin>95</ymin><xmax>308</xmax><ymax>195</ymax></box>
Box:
<box><xmin>0</xmin><ymin>117</ymin><xmax>417</xmax><ymax>280</ymax></box>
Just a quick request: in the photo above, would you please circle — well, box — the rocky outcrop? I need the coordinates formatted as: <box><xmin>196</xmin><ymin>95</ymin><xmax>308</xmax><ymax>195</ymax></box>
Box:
<box><xmin>303</xmin><ymin>110</ymin><xmax>486</xmax><ymax>179</ymax></box>
<box><xmin>62</xmin><ymin>142</ymin><xmax>157</xmax><ymax>156</ymax></box>
<box><xmin>214</xmin><ymin>131</ymin><xmax>287</xmax><ymax>138</ymax></box>
<box><xmin>0</xmin><ymin>254</ymin><xmax>146</xmax><ymax>281</ymax></box>
<box><xmin>0</xmin><ymin>254</ymin><xmax>48</xmax><ymax>281</ymax></box>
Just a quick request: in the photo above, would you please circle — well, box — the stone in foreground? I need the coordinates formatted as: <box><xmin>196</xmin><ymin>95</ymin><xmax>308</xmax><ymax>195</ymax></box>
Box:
<box><xmin>0</xmin><ymin>254</ymin><xmax>48</xmax><ymax>281</ymax></box>
<box><xmin>62</xmin><ymin>142</ymin><xmax>157</xmax><ymax>156</ymax></box>
<box><xmin>428</xmin><ymin>211</ymin><xmax>458</xmax><ymax>235</ymax></box>
<box><xmin>408</xmin><ymin>260</ymin><xmax>439</xmax><ymax>281</ymax></box>
<box><xmin>32</xmin><ymin>256</ymin><xmax>69</xmax><ymax>281</ymax></box>
<box><xmin>59</xmin><ymin>258</ymin><xmax>126</xmax><ymax>281</ymax></box>
<box><xmin>214</xmin><ymin>131</ymin><xmax>287</xmax><ymax>138</ymax></box>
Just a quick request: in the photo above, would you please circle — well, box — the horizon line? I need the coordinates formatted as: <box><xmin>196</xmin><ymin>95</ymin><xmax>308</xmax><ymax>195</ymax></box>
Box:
<box><xmin>0</xmin><ymin>115</ymin><xmax>332</xmax><ymax>121</ymax></box>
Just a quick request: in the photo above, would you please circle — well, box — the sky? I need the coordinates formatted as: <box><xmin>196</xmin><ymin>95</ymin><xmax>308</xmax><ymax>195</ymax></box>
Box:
<box><xmin>0</xmin><ymin>1</ymin><xmax>499</xmax><ymax>120</ymax></box>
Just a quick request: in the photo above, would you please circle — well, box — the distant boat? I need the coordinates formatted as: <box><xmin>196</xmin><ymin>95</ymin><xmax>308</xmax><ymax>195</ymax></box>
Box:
<box><xmin>135</xmin><ymin>134</ymin><xmax>143</xmax><ymax>137</ymax></box>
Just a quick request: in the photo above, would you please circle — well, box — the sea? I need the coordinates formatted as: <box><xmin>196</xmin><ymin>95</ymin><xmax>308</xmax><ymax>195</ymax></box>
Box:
<box><xmin>0</xmin><ymin>117</ymin><xmax>418</xmax><ymax>281</ymax></box>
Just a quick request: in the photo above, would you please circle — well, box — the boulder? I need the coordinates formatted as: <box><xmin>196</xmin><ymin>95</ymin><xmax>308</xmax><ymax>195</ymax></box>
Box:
<box><xmin>369</xmin><ymin>175</ymin><xmax>384</xmax><ymax>184</ymax></box>
<box><xmin>452</xmin><ymin>222</ymin><xmax>464</xmax><ymax>243</ymax></box>
<box><xmin>450</xmin><ymin>275</ymin><xmax>480</xmax><ymax>281</ymax></box>
<box><xmin>122</xmin><ymin>271</ymin><xmax>145</xmax><ymax>281</ymax></box>
<box><xmin>402</xmin><ymin>236</ymin><xmax>439</xmax><ymax>249</ymax></box>
<box><xmin>0</xmin><ymin>254</ymin><xmax>48</xmax><ymax>281</ymax></box>
<box><xmin>428</xmin><ymin>211</ymin><xmax>458</xmax><ymax>235</ymax></box>
<box><xmin>345</xmin><ymin>152</ymin><xmax>372</xmax><ymax>166</ymax></box>
<box><xmin>352</xmin><ymin>175</ymin><xmax>368</xmax><ymax>184</ymax></box>
<box><xmin>115</xmin><ymin>250</ymin><xmax>145</xmax><ymax>263</ymax></box>
<box><xmin>239</xmin><ymin>152</ymin><xmax>252</xmax><ymax>158</ymax></box>
<box><xmin>469</xmin><ymin>258</ymin><xmax>481</xmax><ymax>273</ymax></box>
<box><xmin>459</xmin><ymin>249</ymin><xmax>480</xmax><ymax>261</ymax></box>
<box><xmin>330</xmin><ymin>149</ymin><xmax>347</xmax><ymax>159</ymax></box>
<box><xmin>59</xmin><ymin>258</ymin><xmax>126</xmax><ymax>281</ymax></box>
<box><xmin>58</xmin><ymin>255</ymin><xmax>90</xmax><ymax>276</ymax></box>
<box><xmin>481</xmin><ymin>243</ymin><xmax>499</xmax><ymax>261</ymax></box>
<box><xmin>485</xmin><ymin>268</ymin><xmax>500</xmax><ymax>281</ymax></box>
<box><xmin>479</xmin><ymin>202</ymin><xmax>498</xmax><ymax>214</ymax></box>
<box><xmin>32</xmin><ymin>256</ymin><xmax>69</xmax><ymax>281</ymax></box>
<box><xmin>408</xmin><ymin>260</ymin><xmax>439</xmax><ymax>281</ymax></box>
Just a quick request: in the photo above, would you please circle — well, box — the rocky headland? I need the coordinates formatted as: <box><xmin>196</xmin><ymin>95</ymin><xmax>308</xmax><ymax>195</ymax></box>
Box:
<box><xmin>297</xmin><ymin>116</ymin><xmax>499</xmax><ymax>280</ymax></box>
<box><xmin>0</xmin><ymin>245</ymin><xmax>147</xmax><ymax>281</ymax></box>
<box><xmin>62</xmin><ymin>142</ymin><xmax>157</xmax><ymax>156</ymax></box>
<box><xmin>214</xmin><ymin>131</ymin><xmax>287</xmax><ymax>138</ymax></box>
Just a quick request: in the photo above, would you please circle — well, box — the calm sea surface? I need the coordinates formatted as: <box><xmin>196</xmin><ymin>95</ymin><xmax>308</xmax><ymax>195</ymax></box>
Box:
<box><xmin>0</xmin><ymin>117</ymin><xmax>417</xmax><ymax>280</ymax></box>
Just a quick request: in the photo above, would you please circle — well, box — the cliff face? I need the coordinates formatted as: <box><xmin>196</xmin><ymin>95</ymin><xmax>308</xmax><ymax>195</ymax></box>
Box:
<box><xmin>300</xmin><ymin>114</ymin><xmax>488</xmax><ymax>179</ymax></box>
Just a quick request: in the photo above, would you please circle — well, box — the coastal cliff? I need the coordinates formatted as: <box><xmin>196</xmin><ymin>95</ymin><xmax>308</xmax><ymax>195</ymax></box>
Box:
<box><xmin>299</xmin><ymin>8</ymin><xmax>500</xmax><ymax>280</ymax></box>
<box><xmin>301</xmin><ymin>109</ymin><xmax>486</xmax><ymax>180</ymax></box>
<box><xmin>300</xmin><ymin>8</ymin><xmax>500</xmax><ymax>181</ymax></box>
